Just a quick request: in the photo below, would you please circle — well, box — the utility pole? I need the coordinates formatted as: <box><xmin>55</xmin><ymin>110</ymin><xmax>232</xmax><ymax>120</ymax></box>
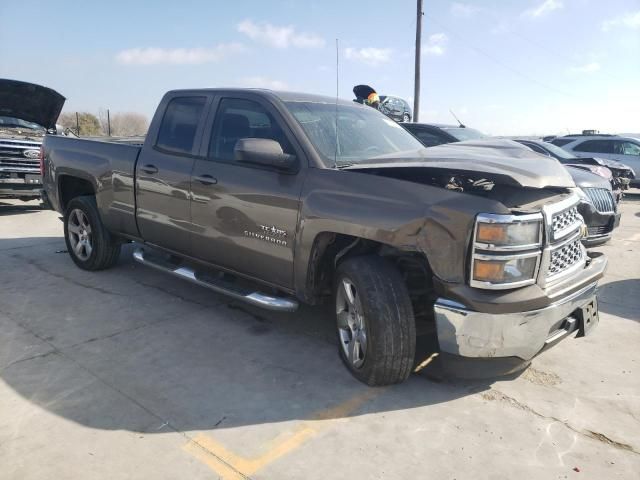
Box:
<box><xmin>107</xmin><ymin>109</ymin><xmax>111</xmax><ymax>136</ymax></box>
<box><xmin>413</xmin><ymin>0</ymin><xmax>423</xmax><ymax>122</ymax></box>
<box><xmin>76</xmin><ymin>112</ymin><xmax>80</xmax><ymax>136</ymax></box>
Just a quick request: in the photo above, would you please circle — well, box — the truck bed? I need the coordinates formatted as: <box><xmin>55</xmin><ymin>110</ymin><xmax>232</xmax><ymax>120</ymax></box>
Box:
<box><xmin>42</xmin><ymin>134</ymin><xmax>142</xmax><ymax>238</ymax></box>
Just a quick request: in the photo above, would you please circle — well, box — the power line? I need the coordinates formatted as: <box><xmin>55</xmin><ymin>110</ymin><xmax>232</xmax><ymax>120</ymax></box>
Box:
<box><xmin>426</xmin><ymin>14</ymin><xmax>576</xmax><ymax>98</ymax></box>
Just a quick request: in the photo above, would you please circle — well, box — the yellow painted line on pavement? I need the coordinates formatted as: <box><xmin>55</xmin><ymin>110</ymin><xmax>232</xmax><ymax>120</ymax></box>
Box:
<box><xmin>183</xmin><ymin>388</ymin><xmax>384</xmax><ymax>479</ymax></box>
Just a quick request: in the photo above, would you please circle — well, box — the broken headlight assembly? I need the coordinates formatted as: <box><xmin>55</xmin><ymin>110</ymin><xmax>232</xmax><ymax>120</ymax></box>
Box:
<box><xmin>470</xmin><ymin>213</ymin><xmax>543</xmax><ymax>289</ymax></box>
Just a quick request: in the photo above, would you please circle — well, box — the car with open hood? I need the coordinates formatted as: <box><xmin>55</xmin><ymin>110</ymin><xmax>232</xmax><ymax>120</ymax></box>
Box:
<box><xmin>0</xmin><ymin>79</ymin><xmax>65</xmax><ymax>202</ymax></box>
<box><xmin>42</xmin><ymin>89</ymin><xmax>605</xmax><ymax>386</ymax></box>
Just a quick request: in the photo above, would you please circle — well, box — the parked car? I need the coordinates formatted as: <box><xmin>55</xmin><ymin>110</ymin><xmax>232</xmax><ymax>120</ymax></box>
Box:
<box><xmin>401</xmin><ymin>122</ymin><xmax>487</xmax><ymax>146</ymax></box>
<box><xmin>42</xmin><ymin>88</ymin><xmax>605</xmax><ymax>385</ymax></box>
<box><xmin>565</xmin><ymin>166</ymin><xmax>621</xmax><ymax>246</ymax></box>
<box><xmin>379</xmin><ymin>95</ymin><xmax>412</xmax><ymax>123</ymax></box>
<box><xmin>0</xmin><ymin>79</ymin><xmax>65</xmax><ymax>203</ymax></box>
<box><xmin>514</xmin><ymin>138</ymin><xmax>631</xmax><ymax>199</ymax></box>
<box><xmin>551</xmin><ymin>134</ymin><xmax>640</xmax><ymax>187</ymax></box>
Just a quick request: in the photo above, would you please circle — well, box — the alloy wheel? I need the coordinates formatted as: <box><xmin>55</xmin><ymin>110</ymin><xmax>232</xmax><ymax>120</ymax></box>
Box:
<box><xmin>67</xmin><ymin>208</ymin><xmax>93</xmax><ymax>261</ymax></box>
<box><xmin>336</xmin><ymin>277</ymin><xmax>368</xmax><ymax>368</ymax></box>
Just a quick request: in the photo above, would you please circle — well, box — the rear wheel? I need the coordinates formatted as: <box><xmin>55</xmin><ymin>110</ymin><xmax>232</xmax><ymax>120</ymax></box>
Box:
<box><xmin>64</xmin><ymin>196</ymin><xmax>121</xmax><ymax>271</ymax></box>
<box><xmin>335</xmin><ymin>256</ymin><xmax>416</xmax><ymax>386</ymax></box>
<box><xmin>402</xmin><ymin>113</ymin><xmax>410</xmax><ymax>122</ymax></box>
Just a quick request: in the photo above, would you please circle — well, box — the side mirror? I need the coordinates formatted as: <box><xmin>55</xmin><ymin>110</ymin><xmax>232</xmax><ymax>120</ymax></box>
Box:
<box><xmin>234</xmin><ymin>138</ymin><xmax>297</xmax><ymax>170</ymax></box>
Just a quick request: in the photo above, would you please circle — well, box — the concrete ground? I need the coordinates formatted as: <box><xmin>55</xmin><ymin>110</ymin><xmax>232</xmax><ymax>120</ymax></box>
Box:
<box><xmin>0</xmin><ymin>193</ymin><xmax>639</xmax><ymax>480</ymax></box>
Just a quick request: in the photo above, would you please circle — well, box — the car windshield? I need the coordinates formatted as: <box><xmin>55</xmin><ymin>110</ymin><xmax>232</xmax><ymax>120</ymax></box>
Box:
<box><xmin>285</xmin><ymin>101</ymin><xmax>424</xmax><ymax>166</ymax></box>
<box><xmin>0</xmin><ymin>116</ymin><xmax>45</xmax><ymax>131</ymax></box>
<box><xmin>441</xmin><ymin>127</ymin><xmax>487</xmax><ymax>141</ymax></box>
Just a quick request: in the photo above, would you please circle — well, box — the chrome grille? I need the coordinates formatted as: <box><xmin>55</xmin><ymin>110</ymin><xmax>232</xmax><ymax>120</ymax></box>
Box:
<box><xmin>587</xmin><ymin>225</ymin><xmax>611</xmax><ymax>236</ymax></box>
<box><xmin>583</xmin><ymin>188</ymin><xmax>615</xmax><ymax>214</ymax></box>
<box><xmin>551</xmin><ymin>206</ymin><xmax>581</xmax><ymax>239</ymax></box>
<box><xmin>549</xmin><ymin>238</ymin><xmax>584</xmax><ymax>276</ymax></box>
<box><xmin>0</xmin><ymin>140</ymin><xmax>41</xmax><ymax>172</ymax></box>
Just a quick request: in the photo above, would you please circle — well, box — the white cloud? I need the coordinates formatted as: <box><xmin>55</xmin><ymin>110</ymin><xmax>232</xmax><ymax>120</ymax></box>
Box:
<box><xmin>237</xmin><ymin>19</ymin><xmax>325</xmax><ymax>48</ymax></box>
<box><xmin>450</xmin><ymin>3</ymin><xmax>480</xmax><ymax>17</ymax></box>
<box><xmin>568</xmin><ymin>62</ymin><xmax>601</xmax><ymax>74</ymax></box>
<box><xmin>523</xmin><ymin>0</ymin><xmax>563</xmax><ymax>18</ymax></box>
<box><xmin>115</xmin><ymin>43</ymin><xmax>244</xmax><ymax>65</ymax></box>
<box><xmin>344</xmin><ymin>47</ymin><xmax>392</xmax><ymax>66</ymax></box>
<box><xmin>602</xmin><ymin>11</ymin><xmax>640</xmax><ymax>31</ymax></box>
<box><xmin>239</xmin><ymin>76</ymin><xmax>289</xmax><ymax>90</ymax></box>
<box><xmin>423</xmin><ymin>33</ymin><xmax>448</xmax><ymax>56</ymax></box>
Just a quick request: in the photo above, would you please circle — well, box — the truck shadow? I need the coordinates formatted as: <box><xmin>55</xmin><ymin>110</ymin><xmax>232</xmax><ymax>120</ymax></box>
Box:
<box><xmin>0</xmin><ymin>237</ymin><xmax>508</xmax><ymax>435</ymax></box>
<box><xmin>597</xmin><ymin>279</ymin><xmax>640</xmax><ymax>322</ymax></box>
<box><xmin>0</xmin><ymin>201</ymin><xmax>43</xmax><ymax>216</ymax></box>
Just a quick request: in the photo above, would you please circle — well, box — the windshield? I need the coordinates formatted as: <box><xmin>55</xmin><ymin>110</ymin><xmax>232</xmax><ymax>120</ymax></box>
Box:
<box><xmin>285</xmin><ymin>101</ymin><xmax>424</xmax><ymax>166</ymax></box>
<box><xmin>540</xmin><ymin>141</ymin><xmax>575</xmax><ymax>160</ymax></box>
<box><xmin>0</xmin><ymin>116</ymin><xmax>45</xmax><ymax>131</ymax></box>
<box><xmin>441</xmin><ymin>127</ymin><xmax>486</xmax><ymax>142</ymax></box>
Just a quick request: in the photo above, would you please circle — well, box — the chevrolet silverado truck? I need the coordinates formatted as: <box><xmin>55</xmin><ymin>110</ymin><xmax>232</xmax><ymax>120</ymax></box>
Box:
<box><xmin>42</xmin><ymin>89</ymin><xmax>606</xmax><ymax>386</ymax></box>
<box><xmin>0</xmin><ymin>79</ymin><xmax>65</xmax><ymax>202</ymax></box>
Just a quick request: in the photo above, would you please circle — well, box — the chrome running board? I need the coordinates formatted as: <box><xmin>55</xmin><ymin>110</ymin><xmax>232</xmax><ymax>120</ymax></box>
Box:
<box><xmin>133</xmin><ymin>248</ymin><xmax>298</xmax><ymax>312</ymax></box>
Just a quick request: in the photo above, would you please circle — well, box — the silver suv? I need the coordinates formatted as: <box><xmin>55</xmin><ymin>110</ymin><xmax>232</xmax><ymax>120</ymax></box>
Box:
<box><xmin>551</xmin><ymin>134</ymin><xmax>640</xmax><ymax>187</ymax></box>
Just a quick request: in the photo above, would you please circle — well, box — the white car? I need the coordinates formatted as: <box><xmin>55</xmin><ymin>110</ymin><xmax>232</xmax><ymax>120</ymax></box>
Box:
<box><xmin>551</xmin><ymin>135</ymin><xmax>640</xmax><ymax>187</ymax></box>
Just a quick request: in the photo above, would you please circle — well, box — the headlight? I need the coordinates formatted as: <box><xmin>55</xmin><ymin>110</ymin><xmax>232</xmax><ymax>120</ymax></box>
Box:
<box><xmin>472</xmin><ymin>254</ymin><xmax>540</xmax><ymax>285</ymax></box>
<box><xmin>475</xmin><ymin>221</ymin><xmax>542</xmax><ymax>248</ymax></box>
<box><xmin>573</xmin><ymin>187</ymin><xmax>591</xmax><ymax>204</ymax></box>
<box><xmin>471</xmin><ymin>213</ymin><xmax>543</xmax><ymax>290</ymax></box>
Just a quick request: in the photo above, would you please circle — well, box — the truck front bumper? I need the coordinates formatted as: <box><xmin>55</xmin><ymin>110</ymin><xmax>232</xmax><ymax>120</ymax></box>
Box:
<box><xmin>434</xmin><ymin>255</ymin><xmax>606</xmax><ymax>362</ymax></box>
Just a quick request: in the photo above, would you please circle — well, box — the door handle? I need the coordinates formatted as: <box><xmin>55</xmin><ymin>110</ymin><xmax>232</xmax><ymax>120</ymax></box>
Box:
<box><xmin>194</xmin><ymin>174</ymin><xmax>217</xmax><ymax>185</ymax></box>
<box><xmin>141</xmin><ymin>164</ymin><xmax>158</xmax><ymax>174</ymax></box>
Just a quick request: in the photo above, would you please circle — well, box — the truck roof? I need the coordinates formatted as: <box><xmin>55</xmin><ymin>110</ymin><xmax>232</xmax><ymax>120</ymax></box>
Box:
<box><xmin>165</xmin><ymin>88</ymin><xmax>358</xmax><ymax>107</ymax></box>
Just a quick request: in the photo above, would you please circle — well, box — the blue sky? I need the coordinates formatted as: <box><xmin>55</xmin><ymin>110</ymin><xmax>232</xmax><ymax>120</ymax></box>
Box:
<box><xmin>1</xmin><ymin>0</ymin><xmax>638</xmax><ymax>135</ymax></box>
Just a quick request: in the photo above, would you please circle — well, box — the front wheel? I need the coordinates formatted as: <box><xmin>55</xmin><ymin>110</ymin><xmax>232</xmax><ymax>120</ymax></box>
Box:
<box><xmin>402</xmin><ymin>113</ymin><xmax>410</xmax><ymax>122</ymax></box>
<box><xmin>334</xmin><ymin>256</ymin><xmax>416</xmax><ymax>386</ymax></box>
<box><xmin>64</xmin><ymin>196</ymin><xmax>121</xmax><ymax>271</ymax></box>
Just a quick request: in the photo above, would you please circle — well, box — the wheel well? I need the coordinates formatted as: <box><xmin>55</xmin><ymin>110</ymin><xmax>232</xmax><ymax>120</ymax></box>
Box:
<box><xmin>306</xmin><ymin>233</ymin><xmax>435</xmax><ymax>324</ymax></box>
<box><xmin>59</xmin><ymin>176</ymin><xmax>95</xmax><ymax>211</ymax></box>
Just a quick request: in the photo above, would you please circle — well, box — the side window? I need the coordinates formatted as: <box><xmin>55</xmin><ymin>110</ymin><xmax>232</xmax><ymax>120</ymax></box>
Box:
<box><xmin>412</xmin><ymin>129</ymin><xmax>447</xmax><ymax>147</ymax></box>
<box><xmin>573</xmin><ymin>140</ymin><xmax>613</xmax><ymax>154</ymax></box>
<box><xmin>617</xmin><ymin>141</ymin><xmax>640</xmax><ymax>156</ymax></box>
<box><xmin>209</xmin><ymin>98</ymin><xmax>293</xmax><ymax>162</ymax></box>
<box><xmin>156</xmin><ymin>96</ymin><xmax>207</xmax><ymax>154</ymax></box>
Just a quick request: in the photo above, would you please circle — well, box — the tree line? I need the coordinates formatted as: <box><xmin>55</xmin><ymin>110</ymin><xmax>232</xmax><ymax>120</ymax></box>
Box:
<box><xmin>58</xmin><ymin>109</ymin><xmax>149</xmax><ymax>137</ymax></box>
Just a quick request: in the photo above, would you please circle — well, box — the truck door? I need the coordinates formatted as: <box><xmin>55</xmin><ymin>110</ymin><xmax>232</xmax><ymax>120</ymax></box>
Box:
<box><xmin>190</xmin><ymin>95</ymin><xmax>307</xmax><ymax>289</ymax></box>
<box><xmin>136</xmin><ymin>95</ymin><xmax>209</xmax><ymax>254</ymax></box>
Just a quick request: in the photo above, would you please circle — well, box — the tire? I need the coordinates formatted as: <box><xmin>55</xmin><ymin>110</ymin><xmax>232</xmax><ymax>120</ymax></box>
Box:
<box><xmin>64</xmin><ymin>195</ymin><xmax>121</xmax><ymax>271</ymax></box>
<box><xmin>334</xmin><ymin>255</ymin><xmax>416</xmax><ymax>386</ymax></box>
<box><xmin>402</xmin><ymin>113</ymin><xmax>410</xmax><ymax>123</ymax></box>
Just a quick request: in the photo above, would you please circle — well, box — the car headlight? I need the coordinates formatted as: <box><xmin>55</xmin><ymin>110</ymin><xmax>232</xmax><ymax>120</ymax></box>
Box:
<box><xmin>471</xmin><ymin>213</ymin><xmax>543</xmax><ymax>289</ymax></box>
<box><xmin>573</xmin><ymin>187</ymin><xmax>591</xmax><ymax>204</ymax></box>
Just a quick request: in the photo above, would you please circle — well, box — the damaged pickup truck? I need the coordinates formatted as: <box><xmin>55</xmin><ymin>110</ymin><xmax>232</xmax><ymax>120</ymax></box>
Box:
<box><xmin>42</xmin><ymin>89</ymin><xmax>606</xmax><ymax>386</ymax></box>
<box><xmin>0</xmin><ymin>79</ymin><xmax>65</xmax><ymax>202</ymax></box>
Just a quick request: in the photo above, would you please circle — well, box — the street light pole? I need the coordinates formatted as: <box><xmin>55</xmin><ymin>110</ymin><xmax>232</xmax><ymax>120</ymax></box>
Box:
<box><xmin>413</xmin><ymin>0</ymin><xmax>423</xmax><ymax>122</ymax></box>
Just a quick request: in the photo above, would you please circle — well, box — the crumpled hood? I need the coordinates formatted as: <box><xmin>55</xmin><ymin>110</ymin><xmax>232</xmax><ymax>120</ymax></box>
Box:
<box><xmin>0</xmin><ymin>79</ymin><xmax>65</xmax><ymax>129</ymax></box>
<box><xmin>345</xmin><ymin>139</ymin><xmax>576</xmax><ymax>189</ymax></box>
<box><xmin>586</xmin><ymin>156</ymin><xmax>635</xmax><ymax>174</ymax></box>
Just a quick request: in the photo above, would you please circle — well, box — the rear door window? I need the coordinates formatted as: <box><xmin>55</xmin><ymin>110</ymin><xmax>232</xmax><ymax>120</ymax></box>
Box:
<box><xmin>156</xmin><ymin>96</ymin><xmax>207</xmax><ymax>154</ymax></box>
<box><xmin>573</xmin><ymin>140</ymin><xmax>614</xmax><ymax>154</ymax></box>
